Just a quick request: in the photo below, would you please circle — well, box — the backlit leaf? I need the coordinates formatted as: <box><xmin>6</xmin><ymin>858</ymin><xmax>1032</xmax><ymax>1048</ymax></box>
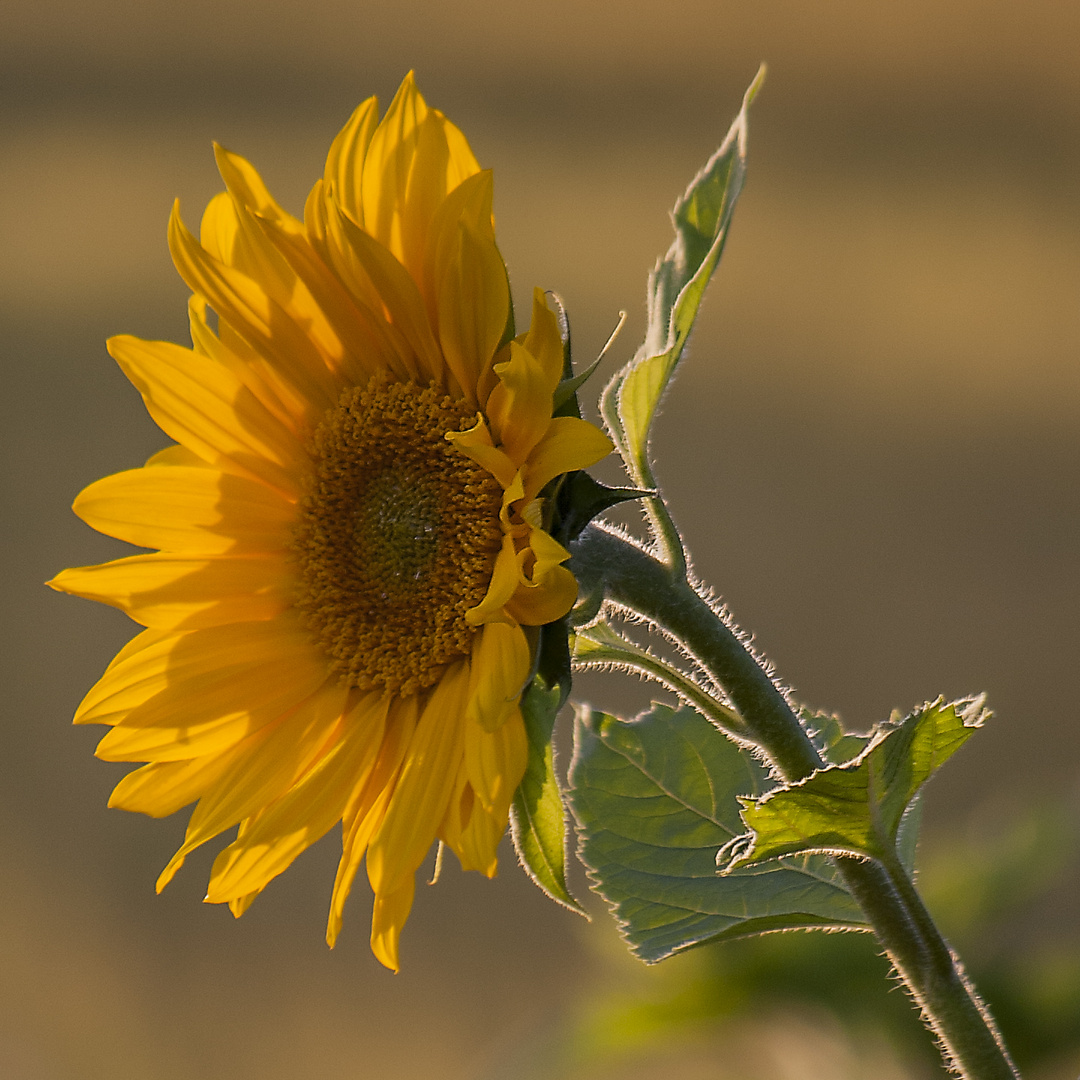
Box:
<box><xmin>568</xmin><ymin>702</ymin><xmax>866</xmax><ymax>963</ymax></box>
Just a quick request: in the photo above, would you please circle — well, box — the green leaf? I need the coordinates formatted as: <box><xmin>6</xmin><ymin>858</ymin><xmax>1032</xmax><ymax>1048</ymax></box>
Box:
<box><xmin>725</xmin><ymin>697</ymin><xmax>988</xmax><ymax>871</ymax></box>
<box><xmin>568</xmin><ymin>702</ymin><xmax>867</xmax><ymax>963</ymax></box>
<box><xmin>601</xmin><ymin>66</ymin><xmax>764</xmax><ymax>483</ymax></box>
<box><xmin>510</xmin><ymin>673</ymin><xmax>586</xmax><ymax>914</ymax></box>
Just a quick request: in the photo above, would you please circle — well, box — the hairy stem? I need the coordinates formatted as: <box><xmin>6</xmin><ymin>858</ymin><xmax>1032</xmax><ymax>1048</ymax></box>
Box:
<box><xmin>571</xmin><ymin>624</ymin><xmax>746</xmax><ymax>737</ymax></box>
<box><xmin>570</xmin><ymin>523</ymin><xmax>1020</xmax><ymax>1080</ymax></box>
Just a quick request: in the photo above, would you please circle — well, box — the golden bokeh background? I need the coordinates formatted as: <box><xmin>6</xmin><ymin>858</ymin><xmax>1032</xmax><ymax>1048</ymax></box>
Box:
<box><xmin>3</xmin><ymin>2</ymin><xmax>1079</xmax><ymax>1077</ymax></box>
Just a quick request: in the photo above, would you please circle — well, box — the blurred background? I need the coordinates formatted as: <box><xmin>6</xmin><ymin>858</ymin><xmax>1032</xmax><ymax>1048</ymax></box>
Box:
<box><xmin>3</xmin><ymin>1</ymin><xmax>1080</xmax><ymax>1076</ymax></box>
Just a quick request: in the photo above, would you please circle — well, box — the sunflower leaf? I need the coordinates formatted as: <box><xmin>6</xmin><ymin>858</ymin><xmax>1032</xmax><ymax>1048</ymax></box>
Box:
<box><xmin>568</xmin><ymin>702</ymin><xmax>867</xmax><ymax>963</ymax></box>
<box><xmin>510</xmin><ymin>673</ymin><xmax>586</xmax><ymax>915</ymax></box>
<box><xmin>601</xmin><ymin>66</ymin><xmax>764</xmax><ymax>483</ymax></box>
<box><xmin>723</xmin><ymin>697</ymin><xmax>988</xmax><ymax>872</ymax></box>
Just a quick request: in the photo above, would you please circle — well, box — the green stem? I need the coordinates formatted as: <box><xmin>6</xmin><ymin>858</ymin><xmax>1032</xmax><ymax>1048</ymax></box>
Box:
<box><xmin>570</xmin><ymin>523</ymin><xmax>1020</xmax><ymax>1080</ymax></box>
<box><xmin>633</xmin><ymin>453</ymin><xmax>687</xmax><ymax>576</ymax></box>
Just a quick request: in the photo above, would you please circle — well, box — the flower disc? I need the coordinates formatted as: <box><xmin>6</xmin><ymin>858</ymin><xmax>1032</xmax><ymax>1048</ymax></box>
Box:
<box><xmin>295</xmin><ymin>379</ymin><xmax>502</xmax><ymax>694</ymax></box>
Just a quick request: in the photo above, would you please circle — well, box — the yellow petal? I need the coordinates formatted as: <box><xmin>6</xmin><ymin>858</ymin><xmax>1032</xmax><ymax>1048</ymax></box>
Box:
<box><xmin>145</xmin><ymin>444</ymin><xmax>206</xmax><ymax>468</ymax></box>
<box><xmin>526</xmin><ymin>526</ymin><xmax>571</xmax><ymax>581</ymax></box>
<box><xmin>455</xmin><ymin>800</ymin><xmax>505</xmax><ymax>878</ymax></box>
<box><xmin>93</xmin><ymin>619</ymin><xmax>330</xmax><ymax>761</ymax></box>
<box><xmin>438</xmin><ymin>761</ymin><xmax>473</xmax><ymax>863</ymax></box>
<box><xmin>73</xmin><ymin>466</ymin><xmax>294</xmax><ymax>554</ymax></box>
<box><xmin>107</xmin><ymin>334</ymin><xmax>304</xmax><ymax>495</ymax></box>
<box><xmin>445</xmin><ymin>416</ymin><xmax>517</xmax><ymax>489</ymax></box>
<box><xmin>326</xmin><ymin>694</ymin><xmax>418</xmax><ymax>948</ymax></box>
<box><xmin>187</xmin><ymin>295</ymin><xmax>299</xmax><ymax>435</ymax></box>
<box><xmin>49</xmin><ymin>552</ymin><xmax>290</xmax><ymax>630</ymax></box>
<box><xmin>520</xmin><ymin>288</ymin><xmax>565</xmax><ymax>394</ymax></box>
<box><xmin>169</xmin><ymin>203</ymin><xmax>340</xmax><ymax>420</ymax></box>
<box><xmin>465</xmin><ymin>622</ymin><xmax>532</xmax><ymax>732</ymax></box>
<box><xmin>253</xmin><ymin>209</ymin><xmax>403</xmax><ymax>387</ymax></box>
<box><xmin>328</xmin><ymin>203</ymin><xmax>443</xmax><ymax>382</ymax></box>
<box><xmin>464</xmin><ymin>707</ymin><xmax>528</xmax><ymax>816</ymax></box>
<box><xmin>464</xmin><ymin>533</ymin><xmax>520</xmax><ymax>626</ymax></box>
<box><xmin>202</xmin><ymin>180</ymin><xmax>348</xmax><ymax>373</ymax></box>
<box><xmin>485</xmin><ymin>342</ymin><xmax>553</xmax><ymax>465</ymax></box>
<box><xmin>206</xmin><ymin>691</ymin><xmax>388</xmax><ymax>903</ymax></box>
<box><xmin>108</xmin><ymin>752</ymin><xmax>238</xmax><ymax>817</ymax></box>
<box><xmin>366</xmin><ymin>662</ymin><xmax>468</xmax><ymax>897</ymax></box>
<box><xmin>200</xmin><ymin>191</ymin><xmax>240</xmax><ymax>266</ymax></box>
<box><xmin>324</xmin><ymin>97</ymin><xmax>379</xmax><ymax>228</ymax></box>
<box><xmin>360</xmin><ymin>72</ymin><xmax>429</xmax><ymax>266</ymax></box>
<box><xmin>431</xmin><ymin>176</ymin><xmax>509</xmax><ymax>405</ymax></box>
<box><xmin>74</xmin><ymin>627</ymin><xmax>193</xmax><ymax>727</ymax></box>
<box><xmin>213</xmin><ymin>143</ymin><xmax>302</xmax><ymax>231</ymax></box>
<box><xmin>507</xmin><ymin>562</ymin><xmax>579</xmax><ymax>627</ymax></box>
<box><xmin>155</xmin><ymin>677</ymin><xmax>348</xmax><ymax>889</ymax></box>
<box><xmin>361</xmin><ymin>73</ymin><xmax>481</xmax><ymax>282</ymax></box>
<box><xmin>523</xmin><ymin>416</ymin><xmax>615</xmax><ymax>502</ymax></box>
<box><xmin>229</xmin><ymin>889</ymin><xmax>262</xmax><ymax>919</ymax></box>
<box><xmin>370</xmin><ymin>880</ymin><xmax>415</xmax><ymax>973</ymax></box>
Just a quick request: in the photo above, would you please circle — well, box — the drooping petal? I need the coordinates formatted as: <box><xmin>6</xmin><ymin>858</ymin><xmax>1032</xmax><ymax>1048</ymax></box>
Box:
<box><xmin>455</xmin><ymin>800</ymin><xmax>505</xmax><ymax>878</ymax></box>
<box><xmin>506</xmin><ymin>528</ymin><xmax>580</xmax><ymax>626</ymax></box>
<box><xmin>326</xmin><ymin>693</ymin><xmax>418</xmax><ymax>949</ymax></box>
<box><xmin>205</xmin><ymin>691</ymin><xmax>388</xmax><ymax>903</ymax></box>
<box><xmin>366</xmin><ymin>662</ymin><xmax>468</xmax><ymax>899</ymax></box>
<box><xmin>154</xmin><ymin>677</ymin><xmax>349</xmax><ymax>889</ymax></box>
<box><xmin>370</xmin><ymin>879</ymin><xmax>415</xmax><ymax>973</ymax></box>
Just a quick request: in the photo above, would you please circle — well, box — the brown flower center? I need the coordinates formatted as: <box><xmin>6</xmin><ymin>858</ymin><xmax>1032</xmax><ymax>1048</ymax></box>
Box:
<box><xmin>294</xmin><ymin>378</ymin><xmax>503</xmax><ymax>694</ymax></box>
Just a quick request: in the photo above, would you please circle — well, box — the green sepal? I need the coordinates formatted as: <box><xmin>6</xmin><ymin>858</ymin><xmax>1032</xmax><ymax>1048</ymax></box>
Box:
<box><xmin>510</xmin><ymin>671</ymin><xmax>587</xmax><ymax>914</ymax></box>
<box><xmin>601</xmin><ymin>66</ymin><xmax>764</xmax><ymax>484</ymax></box>
<box><xmin>553</xmin><ymin>471</ymin><xmax>649</xmax><ymax>545</ymax></box>
<box><xmin>568</xmin><ymin>702</ymin><xmax>867</xmax><ymax>963</ymax></box>
<box><xmin>534</xmin><ymin>616</ymin><xmax>573</xmax><ymax>709</ymax></box>
<box><xmin>724</xmin><ymin>697</ymin><xmax>988</xmax><ymax>872</ymax></box>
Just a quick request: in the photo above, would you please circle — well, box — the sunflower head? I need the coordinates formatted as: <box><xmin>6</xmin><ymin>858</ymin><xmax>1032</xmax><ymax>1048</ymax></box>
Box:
<box><xmin>50</xmin><ymin>73</ymin><xmax>612</xmax><ymax>971</ymax></box>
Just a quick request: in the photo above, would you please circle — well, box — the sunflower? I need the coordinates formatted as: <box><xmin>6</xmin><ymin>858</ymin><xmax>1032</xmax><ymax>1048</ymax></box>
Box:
<box><xmin>50</xmin><ymin>73</ymin><xmax>612</xmax><ymax>971</ymax></box>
